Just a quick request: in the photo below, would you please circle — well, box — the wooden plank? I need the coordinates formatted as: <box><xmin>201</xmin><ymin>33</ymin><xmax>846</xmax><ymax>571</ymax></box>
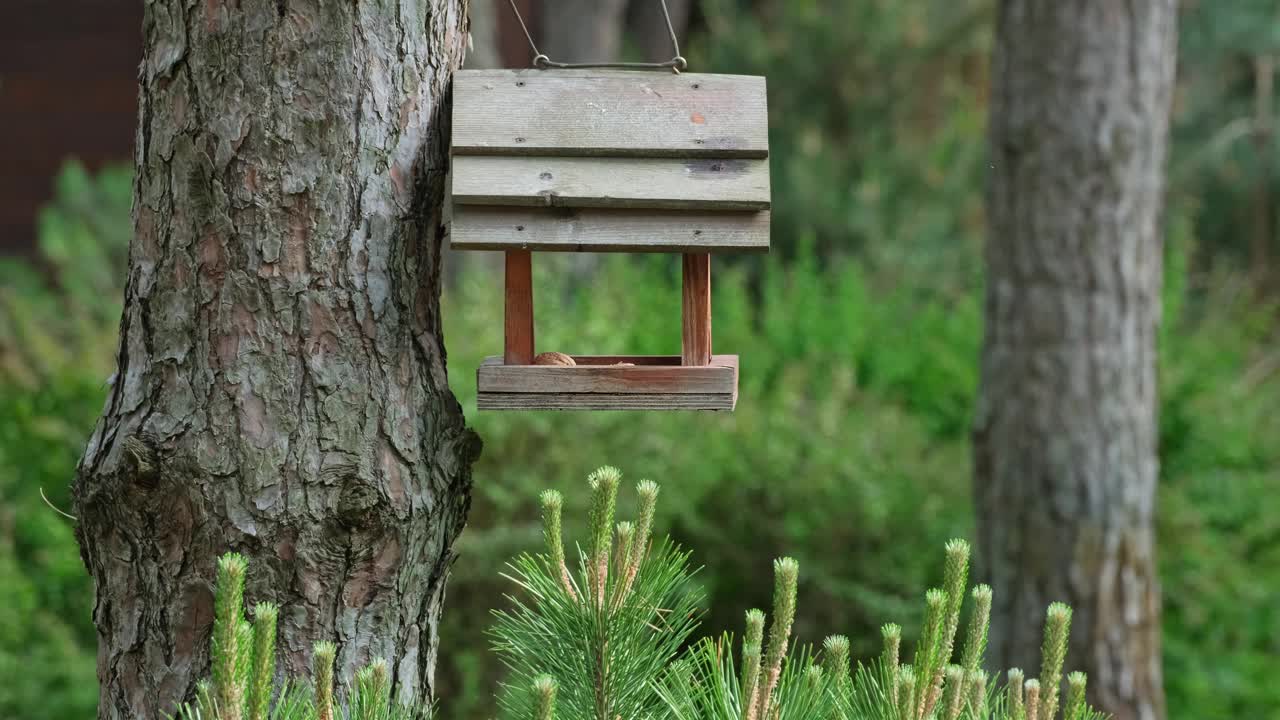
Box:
<box><xmin>451</xmin><ymin>156</ymin><xmax>770</xmax><ymax>211</ymax></box>
<box><xmin>481</xmin><ymin>355</ymin><xmax>730</xmax><ymax>366</ymax></box>
<box><xmin>477</xmin><ymin>393</ymin><xmax>736</xmax><ymax>411</ymax></box>
<box><xmin>504</xmin><ymin>250</ymin><xmax>534</xmax><ymax>364</ymax></box>
<box><xmin>682</xmin><ymin>254</ymin><xmax>712</xmax><ymax>366</ymax></box>
<box><xmin>485</xmin><ymin>355</ymin><xmax>718</xmax><ymax>366</ymax></box>
<box><xmin>476</xmin><ymin>355</ymin><xmax>738</xmax><ymax>410</ymax></box>
<box><xmin>449</xmin><ymin>206</ymin><xmax>770</xmax><ymax>253</ymax></box>
<box><xmin>479</xmin><ymin>355</ymin><xmax>737</xmax><ymax>368</ymax></box>
<box><xmin>453</xmin><ymin>69</ymin><xmax>768</xmax><ymax>159</ymax></box>
<box><xmin>479</xmin><ymin>355</ymin><xmax>737</xmax><ymax>366</ymax></box>
<box><xmin>478</xmin><ymin>355</ymin><xmax>736</xmax><ymax>394</ymax></box>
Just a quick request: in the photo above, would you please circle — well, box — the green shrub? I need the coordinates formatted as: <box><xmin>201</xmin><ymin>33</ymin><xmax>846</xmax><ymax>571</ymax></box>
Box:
<box><xmin>0</xmin><ymin>160</ymin><xmax>130</xmax><ymax>720</ymax></box>
<box><xmin>437</xmin><ymin>242</ymin><xmax>1280</xmax><ymax>718</ymax></box>
<box><xmin>1157</xmin><ymin>243</ymin><xmax>1280</xmax><ymax>714</ymax></box>
<box><xmin>9</xmin><ymin>3</ymin><xmax>1280</xmax><ymax>705</ymax></box>
<box><xmin>0</xmin><ymin>160</ymin><xmax>129</xmax><ymax>386</ymax></box>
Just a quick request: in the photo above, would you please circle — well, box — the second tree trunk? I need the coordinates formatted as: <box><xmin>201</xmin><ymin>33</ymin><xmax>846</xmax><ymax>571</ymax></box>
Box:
<box><xmin>976</xmin><ymin>2</ymin><xmax>1176</xmax><ymax>719</ymax></box>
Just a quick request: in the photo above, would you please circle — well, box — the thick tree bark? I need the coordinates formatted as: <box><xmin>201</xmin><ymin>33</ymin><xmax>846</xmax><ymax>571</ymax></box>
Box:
<box><xmin>72</xmin><ymin>2</ymin><xmax>480</xmax><ymax>717</ymax></box>
<box><xmin>975</xmin><ymin>3</ymin><xmax>1176</xmax><ymax>720</ymax></box>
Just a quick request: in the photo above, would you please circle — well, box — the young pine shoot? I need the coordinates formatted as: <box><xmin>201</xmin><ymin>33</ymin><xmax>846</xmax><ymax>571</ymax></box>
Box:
<box><xmin>491</xmin><ymin>468</ymin><xmax>702</xmax><ymax>720</ymax></box>
<box><xmin>171</xmin><ymin>554</ymin><xmax>431</xmax><ymax>720</ymax></box>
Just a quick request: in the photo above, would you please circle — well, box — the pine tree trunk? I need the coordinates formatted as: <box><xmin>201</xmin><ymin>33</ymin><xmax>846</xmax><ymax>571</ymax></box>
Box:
<box><xmin>72</xmin><ymin>2</ymin><xmax>480</xmax><ymax>717</ymax></box>
<box><xmin>467</xmin><ymin>0</ymin><xmax>502</xmax><ymax>69</ymax></box>
<box><xmin>541</xmin><ymin>0</ymin><xmax>628</xmax><ymax>63</ymax></box>
<box><xmin>975</xmin><ymin>3</ymin><xmax>1176</xmax><ymax>720</ymax></box>
<box><xmin>625</xmin><ymin>0</ymin><xmax>690</xmax><ymax>63</ymax></box>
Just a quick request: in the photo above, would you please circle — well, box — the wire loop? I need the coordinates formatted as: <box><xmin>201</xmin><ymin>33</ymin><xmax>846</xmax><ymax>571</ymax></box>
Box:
<box><xmin>504</xmin><ymin>0</ymin><xmax>686</xmax><ymax>73</ymax></box>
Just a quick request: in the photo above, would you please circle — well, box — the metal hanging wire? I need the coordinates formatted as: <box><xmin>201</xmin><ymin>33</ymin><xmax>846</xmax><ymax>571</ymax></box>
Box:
<box><xmin>504</xmin><ymin>0</ymin><xmax>688</xmax><ymax>73</ymax></box>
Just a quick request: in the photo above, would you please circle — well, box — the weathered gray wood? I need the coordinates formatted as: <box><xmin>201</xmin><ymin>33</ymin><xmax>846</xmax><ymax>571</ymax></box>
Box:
<box><xmin>478</xmin><ymin>354</ymin><xmax>736</xmax><ymax>394</ymax></box>
<box><xmin>453</xmin><ymin>69</ymin><xmax>768</xmax><ymax>158</ymax></box>
<box><xmin>451</xmin><ymin>156</ymin><xmax>770</xmax><ymax>210</ymax></box>
<box><xmin>477</xmin><ymin>355</ymin><xmax>738</xmax><ymax>410</ymax></box>
<box><xmin>448</xmin><ymin>206</ymin><xmax>770</xmax><ymax>252</ymax></box>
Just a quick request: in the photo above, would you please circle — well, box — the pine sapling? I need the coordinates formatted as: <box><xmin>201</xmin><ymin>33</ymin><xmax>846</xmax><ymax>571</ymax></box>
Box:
<box><xmin>753</xmin><ymin>557</ymin><xmax>799</xmax><ymax>720</ymax></box>
<box><xmin>912</xmin><ymin>588</ymin><xmax>947</xmax><ymax>718</ymax></box>
<box><xmin>1039</xmin><ymin>603</ymin><xmax>1072</xmax><ymax>720</ymax></box>
<box><xmin>966</xmin><ymin>669</ymin><xmax>987</xmax><ymax>718</ymax></box>
<box><xmin>236</xmin><ymin>620</ymin><xmax>254</xmax><ymax>705</ymax></box>
<box><xmin>940</xmin><ymin>665</ymin><xmax>965</xmax><ymax>720</ymax></box>
<box><xmin>1024</xmin><ymin>679</ymin><xmax>1041</xmax><ymax>720</ymax></box>
<box><xmin>897</xmin><ymin>667</ymin><xmax>916</xmax><ymax>720</ymax></box>
<box><xmin>173</xmin><ymin>555</ymin><xmax>433</xmax><ymax>720</ymax></box>
<box><xmin>532</xmin><ymin>675</ymin><xmax>558</xmax><ymax>720</ymax></box>
<box><xmin>804</xmin><ymin>665</ymin><xmax>825</xmax><ymax>694</ymax></box>
<box><xmin>658</xmin><ymin>537</ymin><xmax>1111</xmax><ymax>720</ymax></box>
<box><xmin>313</xmin><ymin>641</ymin><xmax>336</xmax><ymax>720</ymax></box>
<box><xmin>212</xmin><ymin>553</ymin><xmax>248</xmax><ymax>720</ymax></box>
<box><xmin>247</xmin><ymin>602</ymin><xmax>278</xmax><ymax>720</ymax></box>
<box><xmin>191</xmin><ymin>680</ymin><xmax>215</xmax><ymax>718</ymax></box>
<box><xmin>352</xmin><ymin>658</ymin><xmax>391</xmax><ymax>720</ymax></box>
<box><xmin>610</xmin><ymin>521</ymin><xmax>635</xmax><ymax>608</ymax></box>
<box><xmin>1007</xmin><ymin>668</ymin><xmax>1026</xmax><ymax>720</ymax></box>
<box><xmin>587</xmin><ymin>466</ymin><xmax>622</xmax><ymax>608</ymax></box>
<box><xmin>493</xmin><ymin>469</ymin><xmax>701</xmax><ymax>720</ymax></box>
<box><xmin>540</xmin><ymin>490</ymin><xmax>577</xmax><ymax>601</ymax></box>
<box><xmin>623</xmin><ymin>479</ymin><xmax>660</xmax><ymax>597</ymax></box>
<box><xmin>958</xmin><ymin>585</ymin><xmax>992</xmax><ymax>704</ymax></box>
<box><xmin>822</xmin><ymin>635</ymin><xmax>851</xmax><ymax>697</ymax></box>
<box><xmin>1064</xmin><ymin>671</ymin><xmax>1088</xmax><ymax>720</ymax></box>
<box><xmin>882</xmin><ymin>623</ymin><xmax>902</xmax><ymax>712</ymax></box>
<box><xmin>588</xmin><ymin>467</ymin><xmax>618</xmax><ymax>716</ymax></box>
<box><xmin>924</xmin><ymin>540</ymin><xmax>970</xmax><ymax>717</ymax></box>
<box><xmin>741</xmin><ymin>609</ymin><xmax>766</xmax><ymax>720</ymax></box>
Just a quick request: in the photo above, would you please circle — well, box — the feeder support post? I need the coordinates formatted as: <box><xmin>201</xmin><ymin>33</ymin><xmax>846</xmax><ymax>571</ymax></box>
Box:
<box><xmin>681</xmin><ymin>253</ymin><xmax>712</xmax><ymax>366</ymax></box>
<box><xmin>505</xmin><ymin>250</ymin><xmax>535</xmax><ymax>364</ymax></box>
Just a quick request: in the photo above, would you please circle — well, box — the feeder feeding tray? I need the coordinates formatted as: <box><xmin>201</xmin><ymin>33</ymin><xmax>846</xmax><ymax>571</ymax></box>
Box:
<box><xmin>447</xmin><ymin>68</ymin><xmax>771</xmax><ymax>411</ymax></box>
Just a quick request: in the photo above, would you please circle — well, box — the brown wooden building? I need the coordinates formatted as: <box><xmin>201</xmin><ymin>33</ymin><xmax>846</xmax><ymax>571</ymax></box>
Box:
<box><xmin>1</xmin><ymin>1</ymin><xmax>142</xmax><ymax>256</ymax></box>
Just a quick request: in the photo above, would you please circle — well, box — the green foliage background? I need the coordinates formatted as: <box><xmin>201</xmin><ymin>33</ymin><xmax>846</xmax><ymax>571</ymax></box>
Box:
<box><xmin>2</xmin><ymin>2</ymin><xmax>1280</xmax><ymax>718</ymax></box>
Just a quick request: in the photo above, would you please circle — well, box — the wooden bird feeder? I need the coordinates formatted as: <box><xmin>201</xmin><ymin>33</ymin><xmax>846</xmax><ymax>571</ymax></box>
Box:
<box><xmin>447</xmin><ymin>68</ymin><xmax>770</xmax><ymax>411</ymax></box>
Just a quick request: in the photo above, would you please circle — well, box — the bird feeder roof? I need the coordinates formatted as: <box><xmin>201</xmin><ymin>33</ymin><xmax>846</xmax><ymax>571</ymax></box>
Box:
<box><xmin>447</xmin><ymin>68</ymin><xmax>771</xmax><ymax>254</ymax></box>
